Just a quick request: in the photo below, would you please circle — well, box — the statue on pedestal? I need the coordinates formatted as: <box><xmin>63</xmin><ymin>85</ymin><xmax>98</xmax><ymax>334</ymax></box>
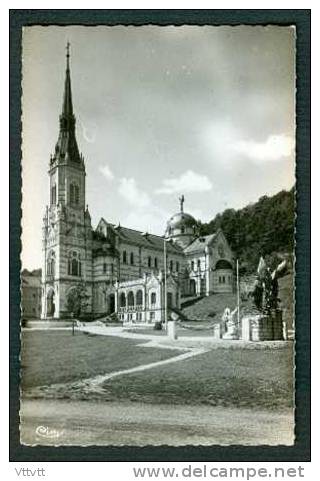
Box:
<box><xmin>222</xmin><ymin>306</ymin><xmax>238</xmax><ymax>339</ymax></box>
<box><xmin>251</xmin><ymin>257</ymin><xmax>287</xmax><ymax>314</ymax></box>
<box><xmin>246</xmin><ymin>256</ymin><xmax>288</xmax><ymax>341</ymax></box>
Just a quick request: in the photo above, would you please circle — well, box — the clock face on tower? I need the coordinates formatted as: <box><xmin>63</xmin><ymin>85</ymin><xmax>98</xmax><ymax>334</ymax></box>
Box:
<box><xmin>218</xmin><ymin>243</ymin><xmax>225</xmax><ymax>258</ymax></box>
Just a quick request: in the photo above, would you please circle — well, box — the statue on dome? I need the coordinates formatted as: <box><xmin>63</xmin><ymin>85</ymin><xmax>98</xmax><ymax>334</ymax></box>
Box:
<box><xmin>179</xmin><ymin>194</ymin><xmax>185</xmax><ymax>213</ymax></box>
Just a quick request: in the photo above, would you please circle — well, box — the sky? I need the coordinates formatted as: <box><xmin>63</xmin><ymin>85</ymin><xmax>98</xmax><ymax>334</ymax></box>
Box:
<box><xmin>21</xmin><ymin>25</ymin><xmax>295</xmax><ymax>270</ymax></box>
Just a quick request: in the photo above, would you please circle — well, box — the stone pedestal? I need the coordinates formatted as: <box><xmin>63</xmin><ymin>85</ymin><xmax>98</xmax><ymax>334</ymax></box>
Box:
<box><xmin>245</xmin><ymin>310</ymin><xmax>284</xmax><ymax>341</ymax></box>
<box><xmin>270</xmin><ymin>309</ymin><xmax>284</xmax><ymax>340</ymax></box>
<box><xmin>167</xmin><ymin>320</ymin><xmax>178</xmax><ymax>340</ymax></box>
<box><xmin>222</xmin><ymin>320</ymin><xmax>239</xmax><ymax>340</ymax></box>
<box><xmin>213</xmin><ymin>323</ymin><xmax>225</xmax><ymax>339</ymax></box>
<box><xmin>251</xmin><ymin>315</ymin><xmax>271</xmax><ymax>341</ymax></box>
<box><xmin>241</xmin><ymin>316</ymin><xmax>252</xmax><ymax>341</ymax></box>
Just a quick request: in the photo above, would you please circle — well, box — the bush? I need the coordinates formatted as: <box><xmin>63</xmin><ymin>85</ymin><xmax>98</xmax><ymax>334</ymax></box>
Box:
<box><xmin>108</xmin><ymin>312</ymin><xmax>121</xmax><ymax>323</ymax></box>
<box><xmin>153</xmin><ymin>321</ymin><xmax>162</xmax><ymax>331</ymax></box>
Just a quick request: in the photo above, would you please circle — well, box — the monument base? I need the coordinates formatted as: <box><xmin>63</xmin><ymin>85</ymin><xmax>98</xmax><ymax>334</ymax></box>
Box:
<box><xmin>242</xmin><ymin>310</ymin><xmax>284</xmax><ymax>341</ymax></box>
<box><xmin>167</xmin><ymin>320</ymin><xmax>178</xmax><ymax>340</ymax></box>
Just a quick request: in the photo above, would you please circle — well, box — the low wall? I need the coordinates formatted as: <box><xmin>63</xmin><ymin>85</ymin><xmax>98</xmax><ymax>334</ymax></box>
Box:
<box><xmin>24</xmin><ymin>320</ymin><xmax>75</xmax><ymax>328</ymax></box>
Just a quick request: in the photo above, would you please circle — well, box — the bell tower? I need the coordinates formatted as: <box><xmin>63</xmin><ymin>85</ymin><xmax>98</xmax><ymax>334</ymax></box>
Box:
<box><xmin>41</xmin><ymin>44</ymin><xmax>92</xmax><ymax>319</ymax></box>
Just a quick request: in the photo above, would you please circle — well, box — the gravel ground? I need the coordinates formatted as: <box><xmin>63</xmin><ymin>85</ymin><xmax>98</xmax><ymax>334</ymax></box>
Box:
<box><xmin>20</xmin><ymin>399</ymin><xmax>294</xmax><ymax>446</ymax></box>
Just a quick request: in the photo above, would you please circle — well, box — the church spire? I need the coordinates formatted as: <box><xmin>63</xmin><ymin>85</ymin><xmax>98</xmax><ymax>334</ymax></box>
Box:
<box><xmin>62</xmin><ymin>42</ymin><xmax>73</xmax><ymax>118</ymax></box>
<box><xmin>50</xmin><ymin>44</ymin><xmax>83</xmax><ymax>169</ymax></box>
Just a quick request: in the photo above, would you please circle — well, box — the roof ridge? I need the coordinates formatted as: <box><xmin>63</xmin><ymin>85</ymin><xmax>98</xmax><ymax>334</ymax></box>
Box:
<box><xmin>95</xmin><ymin>220</ymin><xmax>183</xmax><ymax>250</ymax></box>
<box><xmin>116</xmin><ymin>225</ymin><xmax>165</xmax><ymax>240</ymax></box>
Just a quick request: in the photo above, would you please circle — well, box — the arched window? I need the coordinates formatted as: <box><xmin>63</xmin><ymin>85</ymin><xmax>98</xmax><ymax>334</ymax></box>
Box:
<box><xmin>70</xmin><ymin>182</ymin><xmax>80</xmax><ymax>205</ymax></box>
<box><xmin>123</xmin><ymin>251</ymin><xmax>127</xmax><ymax>264</ymax></box>
<box><xmin>197</xmin><ymin>259</ymin><xmax>201</xmax><ymax>270</ymax></box>
<box><xmin>151</xmin><ymin>292</ymin><xmax>156</xmax><ymax>305</ymax></box>
<box><xmin>181</xmin><ymin>226</ymin><xmax>185</xmax><ymax>234</ymax></box>
<box><xmin>136</xmin><ymin>290</ymin><xmax>143</xmax><ymax>306</ymax></box>
<box><xmin>46</xmin><ymin>288</ymin><xmax>55</xmax><ymax>317</ymax></box>
<box><xmin>47</xmin><ymin>250</ymin><xmax>55</xmax><ymax>276</ymax></box>
<box><xmin>130</xmin><ymin>252</ymin><xmax>134</xmax><ymax>265</ymax></box>
<box><xmin>148</xmin><ymin>256</ymin><xmax>152</xmax><ymax>268</ymax></box>
<box><xmin>120</xmin><ymin>292</ymin><xmax>126</xmax><ymax>307</ymax></box>
<box><xmin>191</xmin><ymin>260</ymin><xmax>194</xmax><ymax>271</ymax></box>
<box><xmin>70</xmin><ymin>183</ymin><xmax>74</xmax><ymax>204</ymax></box>
<box><xmin>51</xmin><ymin>183</ymin><xmax>56</xmax><ymax>205</ymax></box>
<box><xmin>74</xmin><ymin>185</ymin><xmax>80</xmax><ymax>204</ymax></box>
<box><xmin>169</xmin><ymin>260</ymin><xmax>173</xmax><ymax>271</ymax></box>
<box><xmin>67</xmin><ymin>251</ymin><xmax>81</xmax><ymax>276</ymax></box>
<box><xmin>215</xmin><ymin>259</ymin><xmax>233</xmax><ymax>270</ymax></box>
<box><xmin>176</xmin><ymin>261</ymin><xmax>179</xmax><ymax>272</ymax></box>
<box><xmin>154</xmin><ymin>257</ymin><xmax>158</xmax><ymax>269</ymax></box>
<box><xmin>128</xmin><ymin>291</ymin><xmax>134</xmax><ymax>307</ymax></box>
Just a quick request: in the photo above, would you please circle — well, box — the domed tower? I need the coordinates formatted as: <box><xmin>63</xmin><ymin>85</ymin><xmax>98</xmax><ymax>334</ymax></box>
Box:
<box><xmin>165</xmin><ymin>195</ymin><xmax>197</xmax><ymax>249</ymax></box>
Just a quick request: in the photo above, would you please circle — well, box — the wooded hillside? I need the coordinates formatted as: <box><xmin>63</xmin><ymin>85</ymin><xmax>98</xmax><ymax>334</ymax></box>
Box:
<box><xmin>198</xmin><ymin>188</ymin><xmax>295</xmax><ymax>273</ymax></box>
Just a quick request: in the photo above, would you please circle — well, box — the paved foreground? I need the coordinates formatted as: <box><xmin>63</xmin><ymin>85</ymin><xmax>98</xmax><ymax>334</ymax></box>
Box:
<box><xmin>20</xmin><ymin>399</ymin><xmax>294</xmax><ymax>446</ymax></box>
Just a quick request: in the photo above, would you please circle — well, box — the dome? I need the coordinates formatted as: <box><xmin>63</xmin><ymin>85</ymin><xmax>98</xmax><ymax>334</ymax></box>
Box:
<box><xmin>165</xmin><ymin>196</ymin><xmax>197</xmax><ymax>247</ymax></box>
<box><xmin>166</xmin><ymin>212</ymin><xmax>196</xmax><ymax>231</ymax></box>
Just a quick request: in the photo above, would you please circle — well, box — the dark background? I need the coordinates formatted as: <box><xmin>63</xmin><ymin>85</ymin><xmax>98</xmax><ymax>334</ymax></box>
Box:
<box><xmin>9</xmin><ymin>9</ymin><xmax>311</xmax><ymax>462</ymax></box>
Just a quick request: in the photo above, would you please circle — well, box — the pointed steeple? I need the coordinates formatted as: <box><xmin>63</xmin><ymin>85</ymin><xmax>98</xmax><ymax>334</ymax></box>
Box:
<box><xmin>62</xmin><ymin>42</ymin><xmax>74</xmax><ymax>118</ymax></box>
<box><xmin>59</xmin><ymin>42</ymin><xmax>76</xmax><ymax>134</ymax></box>
<box><xmin>50</xmin><ymin>43</ymin><xmax>84</xmax><ymax>169</ymax></box>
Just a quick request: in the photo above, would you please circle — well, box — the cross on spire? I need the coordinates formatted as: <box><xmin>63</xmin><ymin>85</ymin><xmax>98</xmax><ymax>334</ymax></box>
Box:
<box><xmin>179</xmin><ymin>194</ymin><xmax>185</xmax><ymax>212</ymax></box>
<box><xmin>62</xmin><ymin>42</ymin><xmax>73</xmax><ymax>117</ymax></box>
<box><xmin>66</xmin><ymin>41</ymin><xmax>70</xmax><ymax>69</ymax></box>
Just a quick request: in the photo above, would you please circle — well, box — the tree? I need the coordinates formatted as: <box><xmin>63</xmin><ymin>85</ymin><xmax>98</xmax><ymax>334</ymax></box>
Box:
<box><xmin>200</xmin><ymin>189</ymin><xmax>294</xmax><ymax>272</ymax></box>
<box><xmin>67</xmin><ymin>281</ymin><xmax>89</xmax><ymax>319</ymax></box>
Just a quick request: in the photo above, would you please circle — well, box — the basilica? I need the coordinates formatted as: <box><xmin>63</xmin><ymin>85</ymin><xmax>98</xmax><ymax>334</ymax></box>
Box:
<box><xmin>41</xmin><ymin>49</ymin><xmax>235</xmax><ymax>323</ymax></box>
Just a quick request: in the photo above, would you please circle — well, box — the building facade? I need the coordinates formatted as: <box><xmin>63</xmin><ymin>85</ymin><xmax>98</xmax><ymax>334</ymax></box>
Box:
<box><xmin>41</xmin><ymin>49</ymin><xmax>235</xmax><ymax>323</ymax></box>
<box><xmin>21</xmin><ymin>269</ymin><xmax>42</xmax><ymax>320</ymax></box>
<box><xmin>116</xmin><ymin>272</ymin><xmax>180</xmax><ymax>325</ymax></box>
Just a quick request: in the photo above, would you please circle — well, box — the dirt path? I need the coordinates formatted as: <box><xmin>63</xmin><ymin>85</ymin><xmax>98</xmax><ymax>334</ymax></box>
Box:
<box><xmin>28</xmin><ymin>342</ymin><xmax>208</xmax><ymax>397</ymax></box>
<box><xmin>20</xmin><ymin>398</ymin><xmax>294</xmax><ymax>446</ymax></box>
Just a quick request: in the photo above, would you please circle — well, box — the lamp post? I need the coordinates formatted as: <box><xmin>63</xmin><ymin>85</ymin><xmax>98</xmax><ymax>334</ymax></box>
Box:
<box><xmin>233</xmin><ymin>230</ymin><xmax>241</xmax><ymax>328</ymax></box>
<box><xmin>71</xmin><ymin>312</ymin><xmax>75</xmax><ymax>336</ymax></box>
<box><xmin>236</xmin><ymin>259</ymin><xmax>240</xmax><ymax>327</ymax></box>
<box><xmin>163</xmin><ymin>237</ymin><xmax>168</xmax><ymax>331</ymax></box>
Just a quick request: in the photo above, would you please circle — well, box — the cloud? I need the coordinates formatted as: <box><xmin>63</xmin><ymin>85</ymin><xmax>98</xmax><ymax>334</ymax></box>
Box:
<box><xmin>117</xmin><ymin>177</ymin><xmax>170</xmax><ymax>234</ymax></box>
<box><xmin>156</xmin><ymin>170</ymin><xmax>212</xmax><ymax>194</ymax></box>
<box><xmin>122</xmin><ymin>207</ymin><xmax>169</xmax><ymax>236</ymax></box>
<box><xmin>118</xmin><ymin>177</ymin><xmax>151</xmax><ymax>208</ymax></box>
<box><xmin>99</xmin><ymin>164</ymin><xmax>115</xmax><ymax>181</ymax></box>
<box><xmin>79</xmin><ymin>119</ymin><xmax>96</xmax><ymax>144</ymax></box>
<box><xmin>232</xmin><ymin>134</ymin><xmax>295</xmax><ymax>163</ymax></box>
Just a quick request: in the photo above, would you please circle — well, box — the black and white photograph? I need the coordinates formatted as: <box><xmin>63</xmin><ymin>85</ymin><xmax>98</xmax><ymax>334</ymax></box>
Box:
<box><xmin>19</xmin><ymin>24</ymin><xmax>296</xmax><ymax>447</ymax></box>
